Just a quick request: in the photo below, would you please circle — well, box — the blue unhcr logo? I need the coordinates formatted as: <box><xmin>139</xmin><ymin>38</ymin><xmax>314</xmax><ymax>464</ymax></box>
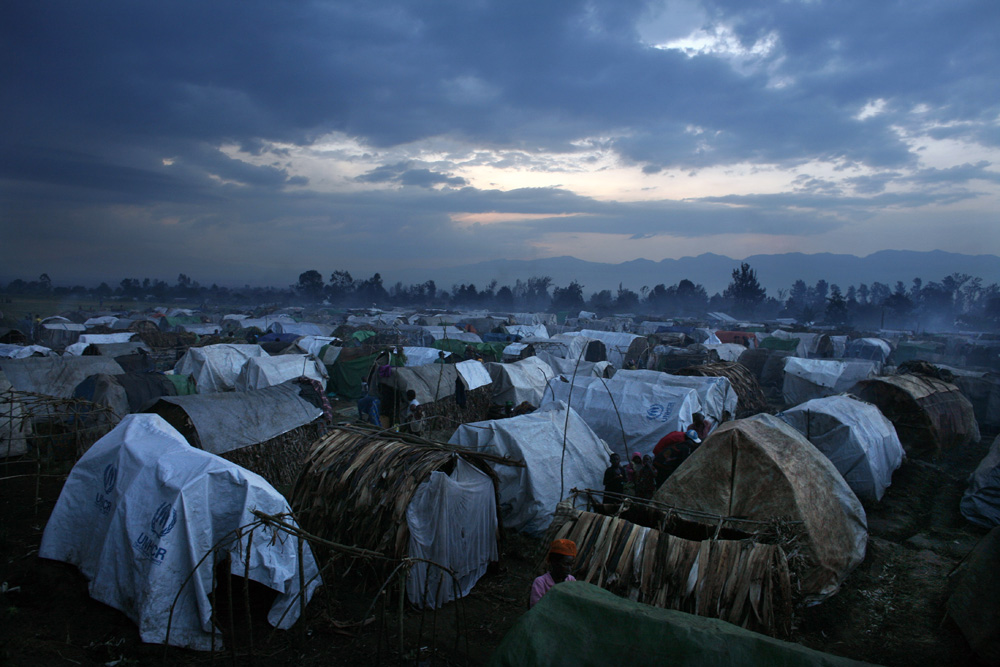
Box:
<box><xmin>103</xmin><ymin>463</ymin><xmax>117</xmax><ymax>495</ymax></box>
<box><xmin>150</xmin><ymin>502</ymin><xmax>177</xmax><ymax>538</ymax></box>
<box><xmin>645</xmin><ymin>402</ymin><xmax>677</xmax><ymax>423</ymax></box>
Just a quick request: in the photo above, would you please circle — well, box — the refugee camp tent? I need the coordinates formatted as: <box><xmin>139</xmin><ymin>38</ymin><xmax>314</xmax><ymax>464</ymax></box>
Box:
<box><xmin>540</xmin><ymin>375</ymin><xmax>700</xmax><ymax>458</ymax></box>
<box><xmin>738</xmin><ymin>348</ymin><xmax>793</xmax><ymax>392</ymax></box>
<box><xmin>535</xmin><ymin>351</ymin><xmax>613</xmax><ymax>379</ymax></box>
<box><xmin>614</xmin><ymin>369</ymin><xmax>737</xmax><ymax>427</ymax></box>
<box><xmin>38</xmin><ymin>321</ymin><xmax>86</xmax><ymax>348</ymax></box>
<box><xmin>674</xmin><ymin>362</ymin><xmax>768</xmax><ymax>418</ymax></box>
<box><xmin>487</xmin><ymin>356</ymin><xmax>557</xmax><ymax>407</ymax></box>
<box><xmin>505</xmin><ymin>323</ymin><xmax>548</xmax><ymax>339</ymax></box>
<box><xmin>851</xmin><ymin>374</ymin><xmax>980</xmax><ymax>456</ymax></box>
<box><xmin>781</xmin><ymin>358</ymin><xmax>880</xmax><ymax>406</ymax></box>
<box><xmin>399</xmin><ymin>346</ymin><xmax>450</xmax><ymax>366</ymax></box>
<box><xmin>144</xmin><ymin>381</ymin><xmax>324</xmax><ymax>487</ymax></box>
<box><xmin>702</xmin><ymin>343</ymin><xmax>747</xmax><ymax>362</ymax></box>
<box><xmin>292</xmin><ymin>335</ymin><xmax>340</xmax><ymax>357</ymax></box>
<box><xmin>73</xmin><ymin>372</ymin><xmax>187</xmax><ymax>418</ymax></box>
<box><xmin>267</xmin><ymin>321</ymin><xmax>335</xmax><ymax>337</ymax></box>
<box><xmin>0</xmin><ymin>344</ymin><xmax>54</xmax><ymax>359</ymax></box>
<box><xmin>490</xmin><ymin>583</ymin><xmax>865</xmax><ymax>667</ymax></box>
<box><xmin>174</xmin><ymin>343</ymin><xmax>267</xmax><ymax>393</ymax></box>
<box><xmin>943</xmin><ymin>368</ymin><xmax>1000</xmax><ymax>436</ymax></box>
<box><xmin>421</xmin><ymin>326</ymin><xmax>482</xmax><ymax>344</ymax></box>
<box><xmin>946</xmin><ymin>527</ymin><xmax>1000</xmax><ymax>664</ymax></box>
<box><xmin>376</xmin><ymin>360</ymin><xmax>494</xmax><ymax>429</ymax></box>
<box><xmin>0</xmin><ymin>355</ymin><xmax>125</xmax><ymax>398</ymax></box>
<box><xmin>234</xmin><ymin>354</ymin><xmax>327</xmax><ymax>391</ymax></box>
<box><xmin>575</xmin><ymin>329</ymin><xmax>648</xmax><ymax>368</ymax></box>
<box><xmin>449</xmin><ymin>401</ymin><xmax>611</xmax><ymax>535</ymax></box>
<box><xmin>39</xmin><ymin>414</ymin><xmax>320</xmax><ymax>650</ymax></box>
<box><xmin>779</xmin><ymin>396</ymin><xmax>904</xmax><ymax>503</ymax></box>
<box><xmin>293</xmin><ymin>428</ymin><xmax>499</xmax><ymax>609</ymax></box>
<box><xmin>0</xmin><ymin>370</ymin><xmax>30</xmax><ymax>457</ymax></box>
<box><xmin>960</xmin><ymin>435</ymin><xmax>1000</xmax><ymax>528</ymax></box>
<box><xmin>654</xmin><ymin>414</ymin><xmax>868</xmax><ymax>601</ymax></box>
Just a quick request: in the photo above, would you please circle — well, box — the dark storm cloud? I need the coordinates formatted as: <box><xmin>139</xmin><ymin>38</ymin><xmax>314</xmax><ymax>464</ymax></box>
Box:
<box><xmin>356</xmin><ymin>162</ymin><xmax>467</xmax><ymax>188</ymax></box>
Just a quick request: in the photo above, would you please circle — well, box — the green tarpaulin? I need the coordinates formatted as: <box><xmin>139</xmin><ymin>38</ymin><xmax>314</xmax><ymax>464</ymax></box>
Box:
<box><xmin>761</xmin><ymin>336</ymin><xmax>800</xmax><ymax>352</ymax></box>
<box><xmin>351</xmin><ymin>330</ymin><xmax>376</xmax><ymax>343</ymax></box>
<box><xmin>163</xmin><ymin>373</ymin><xmax>196</xmax><ymax>396</ymax></box>
<box><xmin>328</xmin><ymin>353</ymin><xmax>378</xmax><ymax>399</ymax></box>
<box><xmin>432</xmin><ymin>339</ymin><xmax>504</xmax><ymax>362</ymax></box>
<box><xmin>489</xmin><ymin>582</ymin><xmax>870</xmax><ymax>667</ymax></box>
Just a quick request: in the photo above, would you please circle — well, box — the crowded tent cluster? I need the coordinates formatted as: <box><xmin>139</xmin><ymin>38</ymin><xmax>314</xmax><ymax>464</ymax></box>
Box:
<box><xmin>2</xmin><ymin>301</ymin><xmax>999</xmax><ymax>662</ymax></box>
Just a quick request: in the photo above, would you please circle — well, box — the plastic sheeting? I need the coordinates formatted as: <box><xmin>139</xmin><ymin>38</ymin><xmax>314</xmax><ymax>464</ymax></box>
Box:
<box><xmin>234</xmin><ymin>354</ymin><xmax>327</xmax><ymax>391</ymax></box>
<box><xmin>293</xmin><ymin>335</ymin><xmax>340</xmax><ymax>357</ymax></box>
<box><xmin>421</xmin><ymin>326</ymin><xmax>482</xmax><ymax>343</ymax></box>
<box><xmin>405</xmin><ymin>458</ymin><xmax>498</xmax><ymax>609</ymax></box>
<box><xmin>174</xmin><ymin>344</ymin><xmax>267</xmax><ymax>393</ymax></box>
<box><xmin>779</xmin><ymin>396</ymin><xmax>904</xmax><ymax>502</ymax></box>
<box><xmin>79</xmin><ymin>333</ymin><xmax>136</xmax><ymax>345</ymax></box>
<box><xmin>506</xmin><ymin>324</ymin><xmax>548</xmax><ymax>339</ymax></box>
<box><xmin>455</xmin><ymin>360</ymin><xmax>492</xmax><ymax>391</ymax></box>
<box><xmin>449</xmin><ymin>401</ymin><xmax>610</xmax><ymax>535</ymax></box>
<box><xmin>0</xmin><ymin>355</ymin><xmax>125</xmax><ymax>397</ymax></box>
<box><xmin>536</xmin><ymin>351</ymin><xmax>612</xmax><ymax>379</ymax></box>
<box><xmin>540</xmin><ymin>375</ymin><xmax>700</xmax><ymax>458</ymax></box>
<box><xmin>614</xmin><ymin>369</ymin><xmax>737</xmax><ymax>426</ymax></box>
<box><xmin>401</xmin><ymin>346</ymin><xmax>449</xmax><ymax>366</ymax></box>
<box><xmin>268</xmin><ymin>321</ymin><xmax>335</xmax><ymax>337</ymax></box>
<box><xmin>961</xmin><ymin>435</ymin><xmax>1000</xmax><ymax>528</ymax></box>
<box><xmin>39</xmin><ymin>415</ymin><xmax>320</xmax><ymax>650</ymax></box>
<box><xmin>655</xmin><ymin>414</ymin><xmax>867</xmax><ymax>602</ymax></box>
<box><xmin>487</xmin><ymin>356</ymin><xmax>557</xmax><ymax>406</ymax></box>
<box><xmin>576</xmin><ymin>329</ymin><xmax>645</xmax><ymax>368</ymax></box>
<box><xmin>150</xmin><ymin>382</ymin><xmax>322</xmax><ymax>454</ymax></box>
<box><xmin>0</xmin><ymin>344</ymin><xmax>53</xmax><ymax>359</ymax></box>
<box><xmin>844</xmin><ymin>338</ymin><xmax>892</xmax><ymax>363</ymax></box>
<box><xmin>782</xmin><ymin>358</ymin><xmax>879</xmax><ymax>406</ymax></box>
<box><xmin>702</xmin><ymin>343</ymin><xmax>747</xmax><ymax>362</ymax></box>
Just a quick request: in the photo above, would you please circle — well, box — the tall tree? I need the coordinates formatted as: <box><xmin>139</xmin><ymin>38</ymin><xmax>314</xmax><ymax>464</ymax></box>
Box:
<box><xmin>723</xmin><ymin>263</ymin><xmax>766</xmax><ymax>318</ymax></box>
<box><xmin>297</xmin><ymin>270</ymin><xmax>324</xmax><ymax>301</ymax></box>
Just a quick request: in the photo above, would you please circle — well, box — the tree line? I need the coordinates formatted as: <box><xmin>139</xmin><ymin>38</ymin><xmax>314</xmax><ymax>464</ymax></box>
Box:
<box><xmin>4</xmin><ymin>264</ymin><xmax>999</xmax><ymax>330</ymax></box>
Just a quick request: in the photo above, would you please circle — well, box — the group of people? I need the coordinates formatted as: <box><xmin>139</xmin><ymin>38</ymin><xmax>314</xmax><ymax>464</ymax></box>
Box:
<box><xmin>603</xmin><ymin>412</ymin><xmax>712</xmax><ymax>502</ymax></box>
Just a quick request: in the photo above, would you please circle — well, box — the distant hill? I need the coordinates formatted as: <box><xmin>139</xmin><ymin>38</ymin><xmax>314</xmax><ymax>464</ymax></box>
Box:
<box><xmin>387</xmin><ymin>250</ymin><xmax>1000</xmax><ymax>296</ymax></box>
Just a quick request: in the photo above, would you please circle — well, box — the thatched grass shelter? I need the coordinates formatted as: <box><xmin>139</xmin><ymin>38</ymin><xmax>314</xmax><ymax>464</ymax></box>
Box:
<box><xmin>674</xmin><ymin>361</ymin><xmax>768</xmax><ymax>418</ymax></box>
<box><xmin>851</xmin><ymin>373</ymin><xmax>980</xmax><ymax>457</ymax></box>
<box><xmin>292</xmin><ymin>426</ymin><xmax>507</xmax><ymax>608</ymax></box>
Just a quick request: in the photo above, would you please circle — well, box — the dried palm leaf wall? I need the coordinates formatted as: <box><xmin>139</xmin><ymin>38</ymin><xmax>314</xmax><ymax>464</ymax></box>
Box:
<box><xmin>548</xmin><ymin>504</ymin><xmax>792</xmax><ymax>635</ymax></box>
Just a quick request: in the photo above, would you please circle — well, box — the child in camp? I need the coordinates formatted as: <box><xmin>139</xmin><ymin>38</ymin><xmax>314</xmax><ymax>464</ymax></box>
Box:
<box><xmin>529</xmin><ymin>539</ymin><xmax>577</xmax><ymax>608</ymax></box>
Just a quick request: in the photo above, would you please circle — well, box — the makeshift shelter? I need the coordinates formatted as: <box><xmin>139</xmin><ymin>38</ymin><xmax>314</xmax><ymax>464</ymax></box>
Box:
<box><xmin>850</xmin><ymin>374</ymin><xmax>980</xmax><ymax>456</ymax></box>
<box><xmin>0</xmin><ymin>371</ymin><xmax>30</xmax><ymax>457</ymax></box>
<box><xmin>174</xmin><ymin>344</ymin><xmax>267</xmax><ymax>393</ymax></box>
<box><xmin>39</xmin><ymin>414</ymin><xmax>320</xmax><ymax>650</ymax></box>
<box><xmin>0</xmin><ymin>343</ymin><xmax>54</xmax><ymax>359</ymax></box>
<box><xmin>649</xmin><ymin>345</ymin><xmax>712</xmax><ymax>373</ymax></box>
<box><xmin>654</xmin><ymin>414</ymin><xmax>868</xmax><ymax>601</ymax></box>
<box><xmin>505</xmin><ymin>323</ymin><xmax>548</xmax><ymax>339</ymax></box>
<box><xmin>947</xmin><ymin>527</ymin><xmax>1000</xmax><ymax>665</ymax></box>
<box><xmin>234</xmin><ymin>354</ymin><xmax>327</xmax><ymax>391</ymax></box>
<box><xmin>144</xmin><ymin>381</ymin><xmax>325</xmax><ymax>488</ymax></box>
<box><xmin>615</xmin><ymin>369</ymin><xmax>737</xmax><ymax>426</ymax></box>
<box><xmin>960</xmin><ymin>435</ymin><xmax>1000</xmax><ymax>528</ymax></box>
<box><xmin>779</xmin><ymin>396</ymin><xmax>904</xmax><ymax>503</ymax></box>
<box><xmin>945</xmin><ymin>369</ymin><xmax>1000</xmax><ymax>436</ymax></box>
<box><xmin>715</xmin><ymin>331</ymin><xmax>756</xmax><ymax>348</ymax></box>
<box><xmin>738</xmin><ymin>348</ymin><xmax>793</xmax><ymax>392</ymax></box>
<box><xmin>547</xmin><ymin>505</ymin><xmax>793</xmax><ymax>634</ymax></box>
<box><xmin>73</xmin><ymin>372</ymin><xmax>187</xmax><ymax>418</ymax></box>
<box><xmin>0</xmin><ymin>355</ymin><xmax>125</xmax><ymax>398</ymax></box>
<box><xmin>781</xmin><ymin>358</ymin><xmax>879</xmax><ymax>406</ymax></box>
<box><xmin>449</xmin><ymin>401</ymin><xmax>611</xmax><ymax>535</ymax></box>
<box><xmin>292</xmin><ymin>427</ymin><xmax>501</xmax><ymax>608</ymax></box>
<box><xmin>702</xmin><ymin>343</ymin><xmax>747</xmax><ymax>362</ymax></box>
<box><xmin>540</xmin><ymin>375</ymin><xmax>700</xmax><ymax>458</ymax></box>
<box><xmin>535</xmin><ymin>350</ymin><xmax>613</xmax><ymax>379</ymax></box>
<box><xmin>267</xmin><ymin>321</ymin><xmax>335</xmax><ymax>337</ymax></box>
<box><xmin>674</xmin><ymin>362</ymin><xmax>768</xmax><ymax>418</ymax></box>
<box><xmin>486</xmin><ymin>356</ymin><xmax>557</xmax><ymax>407</ymax></box>
<box><xmin>576</xmin><ymin>329</ymin><xmax>648</xmax><ymax>368</ymax></box>
<box><xmin>376</xmin><ymin>360</ymin><xmax>494</xmax><ymax>430</ymax></box>
<box><xmin>399</xmin><ymin>346</ymin><xmax>450</xmax><ymax>366</ymax></box>
<box><xmin>490</xmin><ymin>582</ymin><xmax>865</xmax><ymax>667</ymax></box>
<box><xmin>843</xmin><ymin>338</ymin><xmax>891</xmax><ymax>364</ymax></box>
<box><xmin>38</xmin><ymin>321</ymin><xmax>86</xmax><ymax>348</ymax></box>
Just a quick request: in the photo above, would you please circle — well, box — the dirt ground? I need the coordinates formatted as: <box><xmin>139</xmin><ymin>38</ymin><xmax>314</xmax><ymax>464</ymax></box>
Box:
<box><xmin>0</xmin><ymin>431</ymin><xmax>994</xmax><ymax>666</ymax></box>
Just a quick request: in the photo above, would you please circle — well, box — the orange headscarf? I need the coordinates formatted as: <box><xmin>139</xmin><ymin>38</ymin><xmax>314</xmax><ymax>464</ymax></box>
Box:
<box><xmin>549</xmin><ymin>539</ymin><xmax>577</xmax><ymax>557</ymax></box>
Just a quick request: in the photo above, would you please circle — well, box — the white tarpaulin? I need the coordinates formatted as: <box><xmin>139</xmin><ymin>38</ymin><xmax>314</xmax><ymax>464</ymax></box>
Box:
<box><xmin>779</xmin><ymin>395</ymin><xmax>904</xmax><ymax>502</ymax></box>
<box><xmin>421</xmin><ymin>326</ymin><xmax>482</xmax><ymax>343</ymax></box>
<box><xmin>613</xmin><ymin>369</ymin><xmax>737</xmax><ymax>426</ymax></box>
<box><xmin>487</xmin><ymin>356</ymin><xmax>556</xmax><ymax>406</ymax></box>
<box><xmin>540</xmin><ymin>375</ymin><xmax>700</xmax><ymax>458</ymax></box>
<box><xmin>0</xmin><ymin>355</ymin><xmax>125</xmax><ymax>397</ymax></box>
<box><xmin>844</xmin><ymin>338</ymin><xmax>892</xmax><ymax>363</ymax></box>
<box><xmin>174</xmin><ymin>344</ymin><xmax>267</xmax><ymax>393</ymax></box>
<box><xmin>405</xmin><ymin>458</ymin><xmax>498</xmax><ymax>609</ymax></box>
<box><xmin>536</xmin><ymin>351</ymin><xmax>612</xmax><ymax>379</ymax></box>
<box><xmin>455</xmin><ymin>360</ymin><xmax>492</xmax><ymax>391</ymax></box>
<box><xmin>782</xmin><ymin>358</ymin><xmax>879</xmax><ymax>406</ymax></box>
<box><xmin>234</xmin><ymin>354</ymin><xmax>327</xmax><ymax>391</ymax></box>
<box><xmin>151</xmin><ymin>382</ymin><xmax>322</xmax><ymax>455</ymax></box>
<box><xmin>577</xmin><ymin>329</ymin><xmax>645</xmax><ymax>367</ymax></box>
<box><xmin>703</xmin><ymin>343</ymin><xmax>747</xmax><ymax>362</ymax></box>
<box><xmin>79</xmin><ymin>333</ymin><xmax>136</xmax><ymax>345</ymax></box>
<box><xmin>39</xmin><ymin>414</ymin><xmax>320</xmax><ymax>650</ymax></box>
<box><xmin>268</xmin><ymin>321</ymin><xmax>336</xmax><ymax>337</ymax></box>
<box><xmin>0</xmin><ymin>344</ymin><xmax>53</xmax><ymax>359</ymax></box>
<box><xmin>402</xmin><ymin>346</ymin><xmax>449</xmax><ymax>366</ymax></box>
<box><xmin>293</xmin><ymin>335</ymin><xmax>340</xmax><ymax>357</ymax></box>
<box><xmin>506</xmin><ymin>324</ymin><xmax>548</xmax><ymax>339</ymax></box>
<box><xmin>449</xmin><ymin>401</ymin><xmax>610</xmax><ymax>535</ymax></box>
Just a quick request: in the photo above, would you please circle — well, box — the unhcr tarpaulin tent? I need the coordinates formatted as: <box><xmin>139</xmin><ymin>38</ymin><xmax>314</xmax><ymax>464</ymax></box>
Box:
<box><xmin>174</xmin><ymin>344</ymin><xmax>267</xmax><ymax>393</ymax></box>
<box><xmin>234</xmin><ymin>354</ymin><xmax>327</xmax><ymax>391</ymax></box>
<box><xmin>0</xmin><ymin>355</ymin><xmax>125</xmax><ymax>397</ymax></box>
<box><xmin>779</xmin><ymin>395</ymin><xmax>904</xmax><ymax>502</ymax></box>
<box><xmin>449</xmin><ymin>401</ymin><xmax>611</xmax><ymax>535</ymax></box>
<box><xmin>39</xmin><ymin>414</ymin><xmax>320</xmax><ymax>650</ymax></box>
<box><xmin>782</xmin><ymin>358</ymin><xmax>879</xmax><ymax>406</ymax></box>
<box><xmin>490</xmin><ymin>582</ymin><xmax>867</xmax><ymax>667</ymax></box>
<box><xmin>576</xmin><ymin>329</ymin><xmax>647</xmax><ymax>368</ymax></box>
<box><xmin>487</xmin><ymin>356</ymin><xmax>557</xmax><ymax>407</ymax></box>
<box><xmin>614</xmin><ymin>369</ymin><xmax>737</xmax><ymax>426</ymax></box>
<box><xmin>535</xmin><ymin>351</ymin><xmax>613</xmax><ymax>379</ymax></box>
<box><xmin>654</xmin><ymin>414</ymin><xmax>867</xmax><ymax>601</ymax></box>
<box><xmin>540</xmin><ymin>374</ymin><xmax>700</xmax><ymax>458</ymax></box>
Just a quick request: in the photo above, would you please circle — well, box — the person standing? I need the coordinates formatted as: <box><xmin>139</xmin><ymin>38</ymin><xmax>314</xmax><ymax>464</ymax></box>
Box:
<box><xmin>603</xmin><ymin>453</ymin><xmax>626</xmax><ymax>504</ymax></box>
<box><xmin>402</xmin><ymin>389</ymin><xmax>423</xmax><ymax>433</ymax></box>
<box><xmin>652</xmin><ymin>429</ymin><xmax>701</xmax><ymax>487</ymax></box>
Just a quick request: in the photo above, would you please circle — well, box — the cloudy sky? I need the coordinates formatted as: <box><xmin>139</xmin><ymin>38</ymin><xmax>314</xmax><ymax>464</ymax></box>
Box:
<box><xmin>3</xmin><ymin>0</ymin><xmax>999</xmax><ymax>288</ymax></box>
